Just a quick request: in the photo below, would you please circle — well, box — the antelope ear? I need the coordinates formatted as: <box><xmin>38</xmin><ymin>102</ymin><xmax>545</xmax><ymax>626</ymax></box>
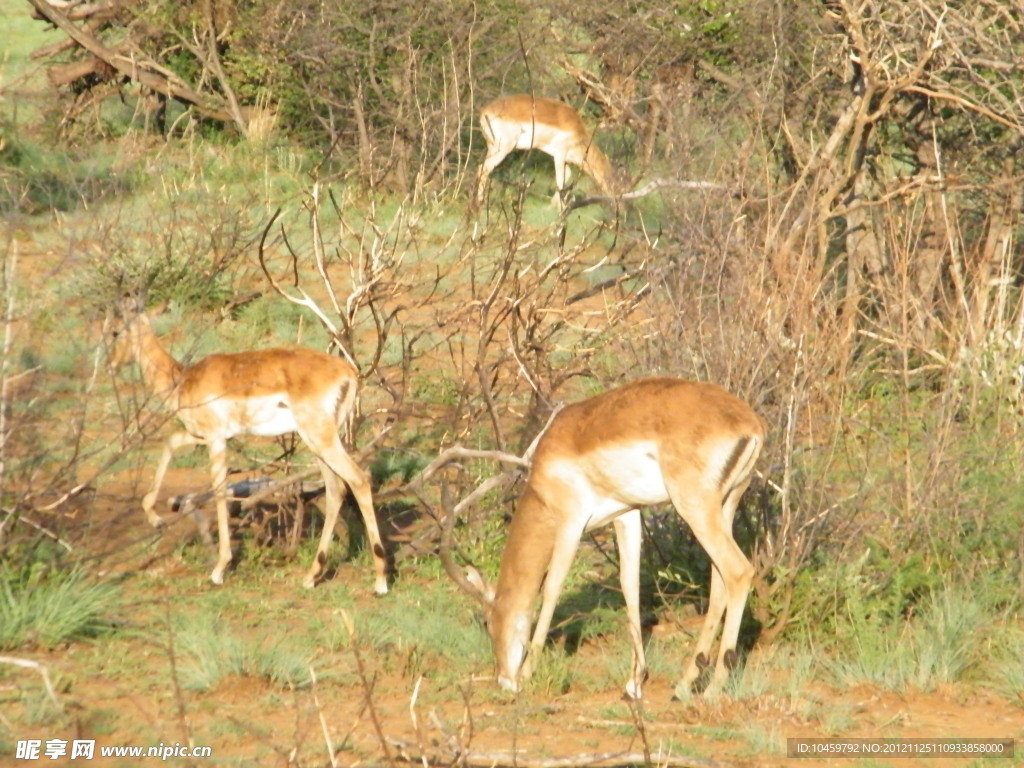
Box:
<box><xmin>119</xmin><ymin>293</ymin><xmax>145</xmax><ymax>318</ymax></box>
<box><xmin>465</xmin><ymin>565</ymin><xmax>495</xmax><ymax>605</ymax></box>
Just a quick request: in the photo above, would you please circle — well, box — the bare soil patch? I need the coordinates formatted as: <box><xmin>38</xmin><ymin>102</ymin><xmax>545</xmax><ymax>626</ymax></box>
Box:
<box><xmin>6</xmin><ymin>475</ymin><xmax>1020</xmax><ymax>768</ymax></box>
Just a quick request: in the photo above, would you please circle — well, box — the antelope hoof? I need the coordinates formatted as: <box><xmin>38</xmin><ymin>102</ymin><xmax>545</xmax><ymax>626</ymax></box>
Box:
<box><xmin>304</xmin><ymin>552</ymin><xmax>326</xmax><ymax>589</ymax></box>
<box><xmin>702</xmin><ymin>681</ymin><xmax>725</xmax><ymax>700</ymax></box>
<box><xmin>622</xmin><ymin>685</ymin><xmax>643</xmax><ymax>702</ymax></box>
<box><xmin>671</xmin><ymin>681</ymin><xmax>694</xmax><ymax>702</ymax></box>
<box><xmin>622</xmin><ymin>669</ymin><xmax>648</xmax><ymax>701</ymax></box>
<box><xmin>302</xmin><ymin>564</ymin><xmax>321</xmax><ymax>589</ymax></box>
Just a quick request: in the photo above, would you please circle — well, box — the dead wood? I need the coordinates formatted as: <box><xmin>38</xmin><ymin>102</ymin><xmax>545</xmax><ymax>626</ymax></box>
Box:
<box><xmin>385</xmin><ymin>738</ymin><xmax>739</xmax><ymax>768</ymax></box>
<box><xmin>27</xmin><ymin>0</ymin><xmax>233</xmax><ymax>123</ymax></box>
<box><xmin>46</xmin><ymin>56</ymin><xmax>115</xmax><ymax>88</ymax></box>
<box><xmin>30</xmin><ymin>0</ymin><xmax>122</xmax><ymax>22</ymax></box>
<box><xmin>0</xmin><ymin>656</ymin><xmax>63</xmax><ymax>712</ymax></box>
<box><xmin>567</xmin><ymin>178</ymin><xmax>740</xmax><ymax>213</ymax></box>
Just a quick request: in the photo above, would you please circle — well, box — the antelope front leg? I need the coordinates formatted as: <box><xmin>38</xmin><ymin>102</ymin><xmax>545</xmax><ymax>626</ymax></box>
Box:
<box><xmin>520</xmin><ymin>525</ymin><xmax>584</xmax><ymax>683</ymax></box>
<box><xmin>143</xmin><ymin>432</ymin><xmax>203</xmax><ymax>527</ymax></box>
<box><xmin>206</xmin><ymin>439</ymin><xmax>233</xmax><ymax>585</ymax></box>
<box><xmin>613</xmin><ymin>511</ymin><xmax>647</xmax><ymax>701</ymax></box>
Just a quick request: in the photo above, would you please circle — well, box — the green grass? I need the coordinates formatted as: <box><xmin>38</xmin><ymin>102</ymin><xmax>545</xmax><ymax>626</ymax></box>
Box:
<box><xmin>170</xmin><ymin>612</ymin><xmax>315</xmax><ymax>691</ymax></box>
<box><xmin>0</xmin><ymin>0</ymin><xmax>62</xmax><ymax>98</ymax></box>
<box><xmin>826</xmin><ymin>584</ymin><xmax>992</xmax><ymax>692</ymax></box>
<box><xmin>352</xmin><ymin>578</ymin><xmax>490</xmax><ymax>682</ymax></box>
<box><xmin>738</xmin><ymin>720</ymin><xmax>785</xmax><ymax>757</ymax></box>
<box><xmin>0</xmin><ymin>565</ymin><xmax>120</xmax><ymax>650</ymax></box>
<box><xmin>230</xmin><ymin>296</ymin><xmax>328</xmax><ymax>348</ymax></box>
<box><xmin>986</xmin><ymin>624</ymin><xmax>1024</xmax><ymax>704</ymax></box>
<box><xmin>723</xmin><ymin>643</ymin><xmax>802</xmax><ymax>701</ymax></box>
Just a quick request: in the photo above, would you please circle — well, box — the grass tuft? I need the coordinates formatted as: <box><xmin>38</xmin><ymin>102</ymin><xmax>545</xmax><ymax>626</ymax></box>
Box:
<box><xmin>171</xmin><ymin>612</ymin><xmax>313</xmax><ymax>691</ymax></box>
<box><xmin>827</xmin><ymin>584</ymin><xmax>991</xmax><ymax>692</ymax></box>
<box><xmin>0</xmin><ymin>565</ymin><xmax>120</xmax><ymax>650</ymax></box>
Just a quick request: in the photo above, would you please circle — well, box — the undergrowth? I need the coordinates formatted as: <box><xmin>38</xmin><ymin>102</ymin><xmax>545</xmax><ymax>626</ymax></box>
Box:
<box><xmin>168</xmin><ymin>611</ymin><xmax>314</xmax><ymax>692</ymax></box>
<box><xmin>0</xmin><ymin>563</ymin><xmax>120</xmax><ymax>650</ymax></box>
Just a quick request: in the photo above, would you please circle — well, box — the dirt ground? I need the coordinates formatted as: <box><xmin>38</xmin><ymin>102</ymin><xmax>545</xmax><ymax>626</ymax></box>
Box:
<box><xmin>3</xmin><ymin>236</ymin><xmax>1021</xmax><ymax>768</ymax></box>
<box><xmin>4</xmin><ymin>22</ymin><xmax>1022</xmax><ymax>767</ymax></box>
<box><xmin>6</xmin><ymin>466</ymin><xmax>1021</xmax><ymax>768</ymax></box>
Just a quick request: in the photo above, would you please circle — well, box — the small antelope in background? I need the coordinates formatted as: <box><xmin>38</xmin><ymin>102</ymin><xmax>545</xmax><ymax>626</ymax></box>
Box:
<box><xmin>476</xmin><ymin>94</ymin><xmax>616</xmax><ymax>208</ymax></box>
<box><xmin>108</xmin><ymin>299</ymin><xmax>389</xmax><ymax>594</ymax></box>
<box><xmin>445</xmin><ymin>377</ymin><xmax>765</xmax><ymax>699</ymax></box>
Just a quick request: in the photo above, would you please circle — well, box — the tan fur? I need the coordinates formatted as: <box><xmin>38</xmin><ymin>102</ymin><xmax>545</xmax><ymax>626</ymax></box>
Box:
<box><xmin>471</xmin><ymin>377</ymin><xmax>765</xmax><ymax>699</ymax></box>
<box><xmin>476</xmin><ymin>94</ymin><xmax>616</xmax><ymax>208</ymax></box>
<box><xmin>109</xmin><ymin>305</ymin><xmax>388</xmax><ymax>594</ymax></box>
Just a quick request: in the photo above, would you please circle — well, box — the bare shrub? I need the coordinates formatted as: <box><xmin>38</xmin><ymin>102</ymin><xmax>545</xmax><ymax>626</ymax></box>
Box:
<box><xmin>591</xmin><ymin>0</ymin><xmax>1024</xmax><ymax>635</ymax></box>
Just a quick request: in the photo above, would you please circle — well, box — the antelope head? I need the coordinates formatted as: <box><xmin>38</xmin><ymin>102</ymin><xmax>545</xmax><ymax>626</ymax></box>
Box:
<box><xmin>439</xmin><ymin>510</ymin><xmax>530</xmax><ymax>693</ymax></box>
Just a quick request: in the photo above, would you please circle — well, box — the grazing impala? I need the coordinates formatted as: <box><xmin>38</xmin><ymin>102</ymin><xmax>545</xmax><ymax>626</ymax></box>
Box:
<box><xmin>445</xmin><ymin>377</ymin><xmax>765</xmax><ymax>699</ymax></box>
<box><xmin>476</xmin><ymin>94</ymin><xmax>616</xmax><ymax>208</ymax></box>
<box><xmin>108</xmin><ymin>300</ymin><xmax>389</xmax><ymax>594</ymax></box>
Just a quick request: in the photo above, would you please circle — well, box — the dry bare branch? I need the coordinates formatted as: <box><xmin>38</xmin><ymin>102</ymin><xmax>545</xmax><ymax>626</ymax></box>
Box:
<box><xmin>26</xmin><ymin>0</ymin><xmax>234</xmax><ymax>122</ymax></box>
<box><xmin>0</xmin><ymin>656</ymin><xmax>63</xmax><ymax>711</ymax></box>
<box><xmin>384</xmin><ymin>738</ymin><xmax>738</xmax><ymax>768</ymax></box>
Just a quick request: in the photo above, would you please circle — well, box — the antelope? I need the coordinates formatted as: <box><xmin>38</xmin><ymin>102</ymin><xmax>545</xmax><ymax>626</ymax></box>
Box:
<box><xmin>476</xmin><ymin>94</ymin><xmax>616</xmax><ymax>208</ymax></box>
<box><xmin>444</xmin><ymin>377</ymin><xmax>765</xmax><ymax>700</ymax></box>
<box><xmin>108</xmin><ymin>300</ymin><xmax>389</xmax><ymax>594</ymax></box>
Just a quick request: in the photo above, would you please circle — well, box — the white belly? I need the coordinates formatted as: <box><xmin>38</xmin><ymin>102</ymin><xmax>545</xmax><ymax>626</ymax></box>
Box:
<box><xmin>195</xmin><ymin>395</ymin><xmax>302</xmax><ymax>438</ymax></box>
<box><xmin>546</xmin><ymin>442</ymin><xmax>670</xmax><ymax>532</ymax></box>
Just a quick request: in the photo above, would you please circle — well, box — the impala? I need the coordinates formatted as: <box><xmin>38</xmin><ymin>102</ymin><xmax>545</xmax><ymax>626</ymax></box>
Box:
<box><xmin>108</xmin><ymin>300</ymin><xmax>389</xmax><ymax>594</ymax></box>
<box><xmin>476</xmin><ymin>94</ymin><xmax>616</xmax><ymax>208</ymax></box>
<box><xmin>445</xmin><ymin>377</ymin><xmax>765</xmax><ymax>699</ymax></box>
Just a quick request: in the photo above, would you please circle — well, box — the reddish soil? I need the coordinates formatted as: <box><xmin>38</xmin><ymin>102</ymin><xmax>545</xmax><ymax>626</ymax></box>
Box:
<box><xmin>5</xmin><ymin>468</ymin><xmax>1021</xmax><ymax>768</ymax></box>
<box><xmin>3</xmin><ymin>234</ymin><xmax>1021</xmax><ymax>768</ymax></box>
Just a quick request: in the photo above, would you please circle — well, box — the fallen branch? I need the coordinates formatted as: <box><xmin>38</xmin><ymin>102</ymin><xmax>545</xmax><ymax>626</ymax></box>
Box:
<box><xmin>405</xmin><ymin>445</ymin><xmax>529</xmax><ymax>494</ymax></box>
<box><xmin>341</xmin><ymin>610</ymin><xmax>397</xmax><ymax>768</ymax></box>
<box><xmin>26</xmin><ymin>0</ymin><xmax>233</xmax><ymax>122</ymax></box>
<box><xmin>2</xmin><ymin>512</ymin><xmax>74</xmax><ymax>551</ymax></box>
<box><xmin>385</xmin><ymin>738</ymin><xmax>738</xmax><ymax>768</ymax></box>
<box><xmin>0</xmin><ymin>656</ymin><xmax>63</xmax><ymax>712</ymax></box>
<box><xmin>566</xmin><ymin>267</ymin><xmax>645</xmax><ymax>306</ymax></box>
<box><xmin>568</xmin><ymin>178</ymin><xmax>739</xmax><ymax>212</ymax></box>
<box><xmin>309</xmin><ymin>665</ymin><xmax>338</xmax><ymax>768</ymax></box>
